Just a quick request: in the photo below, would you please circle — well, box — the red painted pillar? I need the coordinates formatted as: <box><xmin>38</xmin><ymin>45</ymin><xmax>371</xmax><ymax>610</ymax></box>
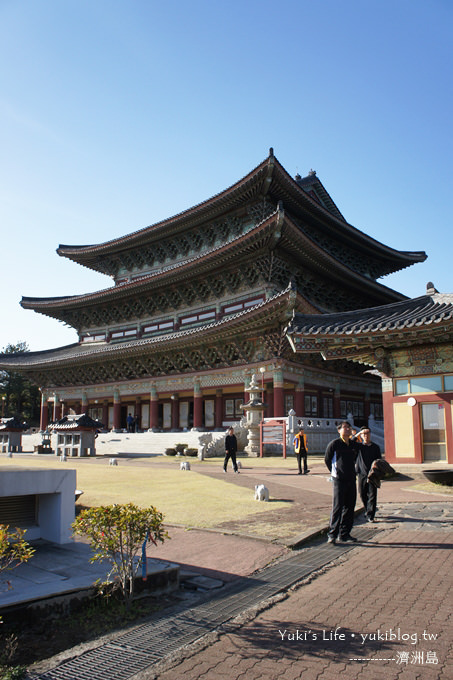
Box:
<box><xmin>266</xmin><ymin>388</ymin><xmax>273</xmax><ymax>417</ymax></box>
<box><xmin>215</xmin><ymin>389</ymin><xmax>223</xmax><ymax>428</ymax></box>
<box><xmin>40</xmin><ymin>393</ymin><xmax>49</xmax><ymax>431</ymax></box>
<box><xmin>149</xmin><ymin>386</ymin><xmax>159</xmax><ymax>430</ymax></box>
<box><xmin>364</xmin><ymin>390</ymin><xmax>371</xmax><ymax>423</ymax></box>
<box><xmin>52</xmin><ymin>394</ymin><xmax>59</xmax><ymax>421</ymax></box>
<box><xmin>273</xmin><ymin>370</ymin><xmax>285</xmax><ymax>418</ymax></box>
<box><xmin>333</xmin><ymin>382</ymin><xmax>341</xmax><ymax>418</ymax></box>
<box><xmin>193</xmin><ymin>382</ymin><xmax>203</xmax><ymax>429</ymax></box>
<box><xmin>135</xmin><ymin>397</ymin><xmax>141</xmax><ymax>431</ymax></box>
<box><xmin>171</xmin><ymin>395</ymin><xmax>179</xmax><ymax>429</ymax></box>
<box><xmin>295</xmin><ymin>379</ymin><xmax>304</xmax><ymax>416</ymax></box>
<box><xmin>113</xmin><ymin>390</ymin><xmax>121</xmax><ymax>432</ymax></box>
<box><xmin>382</xmin><ymin>379</ymin><xmax>395</xmax><ymax>462</ymax></box>
<box><xmin>102</xmin><ymin>400</ymin><xmax>109</xmax><ymax>429</ymax></box>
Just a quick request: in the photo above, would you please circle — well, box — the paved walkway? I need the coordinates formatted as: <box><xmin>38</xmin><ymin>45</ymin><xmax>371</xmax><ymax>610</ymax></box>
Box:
<box><xmin>24</xmin><ymin>461</ymin><xmax>453</xmax><ymax>680</ymax></box>
<box><xmin>149</xmin><ymin>503</ymin><xmax>453</xmax><ymax>680</ymax></box>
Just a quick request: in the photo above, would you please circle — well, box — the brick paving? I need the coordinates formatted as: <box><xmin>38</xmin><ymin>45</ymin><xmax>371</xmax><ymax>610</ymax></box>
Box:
<box><xmin>24</xmin><ymin>460</ymin><xmax>453</xmax><ymax>680</ymax></box>
<box><xmin>149</xmin><ymin>517</ymin><xmax>453</xmax><ymax>680</ymax></box>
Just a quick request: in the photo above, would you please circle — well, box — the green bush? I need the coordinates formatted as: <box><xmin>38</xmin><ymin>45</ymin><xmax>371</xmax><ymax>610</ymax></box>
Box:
<box><xmin>164</xmin><ymin>448</ymin><xmax>177</xmax><ymax>456</ymax></box>
<box><xmin>175</xmin><ymin>443</ymin><xmax>188</xmax><ymax>454</ymax></box>
<box><xmin>184</xmin><ymin>448</ymin><xmax>198</xmax><ymax>457</ymax></box>
<box><xmin>72</xmin><ymin>503</ymin><xmax>168</xmax><ymax>606</ymax></box>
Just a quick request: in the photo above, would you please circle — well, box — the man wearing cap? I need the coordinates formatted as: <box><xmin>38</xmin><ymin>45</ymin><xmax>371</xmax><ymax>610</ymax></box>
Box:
<box><xmin>325</xmin><ymin>421</ymin><xmax>360</xmax><ymax>544</ymax></box>
<box><xmin>293</xmin><ymin>427</ymin><xmax>309</xmax><ymax>474</ymax></box>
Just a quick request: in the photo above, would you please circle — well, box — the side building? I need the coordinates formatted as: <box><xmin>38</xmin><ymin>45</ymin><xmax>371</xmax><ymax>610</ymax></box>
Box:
<box><xmin>0</xmin><ymin>150</ymin><xmax>426</xmax><ymax>433</ymax></box>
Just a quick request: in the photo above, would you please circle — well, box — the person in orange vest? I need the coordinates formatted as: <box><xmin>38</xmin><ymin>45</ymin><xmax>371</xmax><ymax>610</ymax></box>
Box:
<box><xmin>293</xmin><ymin>427</ymin><xmax>309</xmax><ymax>474</ymax></box>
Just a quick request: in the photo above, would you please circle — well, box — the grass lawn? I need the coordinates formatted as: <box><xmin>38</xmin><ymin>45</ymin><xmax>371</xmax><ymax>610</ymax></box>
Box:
<box><xmin>1</xmin><ymin>455</ymin><xmax>293</xmax><ymax>529</ymax></box>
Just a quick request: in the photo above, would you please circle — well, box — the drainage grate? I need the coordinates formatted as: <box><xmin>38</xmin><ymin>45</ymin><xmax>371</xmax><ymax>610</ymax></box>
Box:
<box><xmin>29</xmin><ymin>526</ymin><xmax>380</xmax><ymax>680</ymax></box>
<box><xmin>32</xmin><ymin>644</ymin><xmax>158</xmax><ymax>680</ymax></box>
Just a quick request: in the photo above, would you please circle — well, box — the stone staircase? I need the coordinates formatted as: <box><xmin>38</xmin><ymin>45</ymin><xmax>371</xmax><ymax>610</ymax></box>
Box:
<box><xmin>20</xmin><ymin>431</ymin><xmax>227</xmax><ymax>458</ymax></box>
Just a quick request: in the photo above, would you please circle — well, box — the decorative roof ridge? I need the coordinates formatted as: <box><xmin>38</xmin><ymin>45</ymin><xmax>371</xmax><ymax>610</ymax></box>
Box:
<box><xmin>0</xmin><ymin>342</ymin><xmax>80</xmax><ymax>361</ymax></box>
<box><xmin>57</xmin><ymin>151</ymin><xmax>276</xmax><ymax>259</ymax></box>
<box><xmin>1</xmin><ymin>286</ymin><xmax>294</xmax><ymax>368</ymax></box>
<box><xmin>282</xmin><ymin>212</ymin><xmax>408</xmax><ymax>302</ymax></box>
<box><xmin>288</xmin><ymin>291</ymin><xmax>453</xmax><ymax>337</ymax></box>
<box><xmin>294</xmin><ymin>171</ymin><xmax>346</xmax><ymax>221</ymax></box>
<box><xmin>271</xmin><ymin>162</ymin><xmax>427</xmax><ymax>265</ymax></box>
<box><xmin>21</xmin><ymin>209</ymin><xmax>282</xmax><ymax>310</ymax></box>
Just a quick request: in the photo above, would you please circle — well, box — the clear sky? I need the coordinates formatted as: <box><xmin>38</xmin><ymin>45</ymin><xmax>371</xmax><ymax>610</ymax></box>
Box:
<box><xmin>0</xmin><ymin>0</ymin><xmax>451</xmax><ymax>352</ymax></box>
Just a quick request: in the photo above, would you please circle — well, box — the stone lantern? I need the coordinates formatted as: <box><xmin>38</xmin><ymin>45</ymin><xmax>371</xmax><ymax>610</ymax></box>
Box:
<box><xmin>240</xmin><ymin>374</ymin><xmax>266</xmax><ymax>457</ymax></box>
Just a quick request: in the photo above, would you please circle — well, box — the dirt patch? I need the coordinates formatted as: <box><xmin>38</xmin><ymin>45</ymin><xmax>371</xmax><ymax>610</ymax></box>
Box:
<box><xmin>1</xmin><ymin>592</ymin><xmax>175</xmax><ymax>669</ymax></box>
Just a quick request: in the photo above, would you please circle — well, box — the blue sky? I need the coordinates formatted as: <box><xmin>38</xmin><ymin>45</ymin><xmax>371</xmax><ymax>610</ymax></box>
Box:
<box><xmin>0</xmin><ymin>0</ymin><xmax>451</xmax><ymax>351</ymax></box>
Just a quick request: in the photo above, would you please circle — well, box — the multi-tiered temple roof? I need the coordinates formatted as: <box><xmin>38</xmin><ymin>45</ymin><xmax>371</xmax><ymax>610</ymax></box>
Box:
<box><xmin>2</xmin><ymin>150</ymin><xmax>426</xmax><ymax>390</ymax></box>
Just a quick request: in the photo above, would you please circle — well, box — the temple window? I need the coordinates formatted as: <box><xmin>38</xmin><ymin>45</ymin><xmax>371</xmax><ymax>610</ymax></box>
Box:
<box><xmin>81</xmin><ymin>333</ymin><xmax>106</xmax><ymax>343</ymax></box>
<box><xmin>180</xmin><ymin>310</ymin><xmax>216</xmax><ymax>326</ymax></box>
<box><xmin>142</xmin><ymin>320</ymin><xmax>174</xmax><ymax>334</ymax></box>
<box><xmin>305</xmin><ymin>395</ymin><xmax>318</xmax><ymax>416</ymax></box>
<box><xmin>285</xmin><ymin>394</ymin><xmax>294</xmax><ymax>415</ymax></box>
<box><xmin>111</xmin><ymin>328</ymin><xmax>137</xmax><ymax>340</ymax></box>
<box><xmin>395</xmin><ymin>376</ymin><xmax>443</xmax><ymax>395</ymax></box>
<box><xmin>222</xmin><ymin>295</ymin><xmax>265</xmax><ymax>316</ymax></box>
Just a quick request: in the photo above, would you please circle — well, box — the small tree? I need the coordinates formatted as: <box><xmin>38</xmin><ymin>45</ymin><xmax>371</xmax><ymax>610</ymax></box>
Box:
<box><xmin>72</xmin><ymin>503</ymin><xmax>168</xmax><ymax>606</ymax></box>
<box><xmin>0</xmin><ymin>525</ymin><xmax>35</xmax><ymax>590</ymax></box>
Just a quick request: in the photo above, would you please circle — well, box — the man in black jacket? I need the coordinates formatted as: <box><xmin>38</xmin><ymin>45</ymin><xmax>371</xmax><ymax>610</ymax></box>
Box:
<box><xmin>356</xmin><ymin>428</ymin><xmax>381</xmax><ymax>522</ymax></box>
<box><xmin>224</xmin><ymin>427</ymin><xmax>239</xmax><ymax>473</ymax></box>
<box><xmin>325</xmin><ymin>421</ymin><xmax>360</xmax><ymax>544</ymax></box>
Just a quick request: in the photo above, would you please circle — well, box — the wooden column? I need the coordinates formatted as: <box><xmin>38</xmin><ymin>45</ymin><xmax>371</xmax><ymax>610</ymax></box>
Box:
<box><xmin>193</xmin><ymin>382</ymin><xmax>203</xmax><ymax>429</ymax></box>
<box><xmin>113</xmin><ymin>390</ymin><xmax>121</xmax><ymax>432</ymax></box>
<box><xmin>294</xmin><ymin>378</ymin><xmax>304</xmax><ymax>417</ymax></box>
<box><xmin>40</xmin><ymin>393</ymin><xmax>49</xmax><ymax>431</ymax></box>
<box><xmin>381</xmin><ymin>379</ymin><xmax>395</xmax><ymax>462</ymax></box>
<box><xmin>273</xmin><ymin>369</ymin><xmax>285</xmax><ymax>418</ymax></box>
<box><xmin>149</xmin><ymin>386</ymin><xmax>159</xmax><ymax>430</ymax></box>
<box><xmin>135</xmin><ymin>397</ymin><xmax>141</xmax><ymax>430</ymax></box>
<box><xmin>52</xmin><ymin>394</ymin><xmax>59</xmax><ymax>421</ymax></box>
<box><xmin>333</xmin><ymin>382</ymin><xmax>341</xmax><ymax>418</ymax></box>
<box><xmin>215</xmin><ymin>389</ymin><xmax>223</xmax><ymax>428</ymax></box>
<box><xmin>171</xmin><ymin>395</ymin><xmax>179</xmax><ymax>430</ymax></box>
<box><xmin>266</xmin><ymin>387</ymin><xmax>273</xmax><ymax>417</ymax></box>
<box><xmin>102</xmin><ymin>400</ymin><xmax>109</xmax><ymax>430</ymax></box>
<box><xmin>364</xmin><ymin>389</ymin><xmax>371</xmax><ymax>422</ymax></box>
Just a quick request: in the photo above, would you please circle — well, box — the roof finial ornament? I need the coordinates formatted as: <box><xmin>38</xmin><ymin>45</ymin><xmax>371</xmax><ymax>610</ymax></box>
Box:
<box><xmin>426</xmin><ymin>282</ymin><xmax>439</xmax><ymax>295</ymax></box>
<box><xmin>308</xmin><ymin>169</ymin><xmax>316</xmax><ymax>176</ymax></box>
<box><xmin>269</xmin><ymin>147</ymin><xmax>274</xmax><ymax>157</ymax></box>
<box><xmin>295</xmin><ymin>173</ymin><xmax>302</xmax><ymax>180</ymax></box>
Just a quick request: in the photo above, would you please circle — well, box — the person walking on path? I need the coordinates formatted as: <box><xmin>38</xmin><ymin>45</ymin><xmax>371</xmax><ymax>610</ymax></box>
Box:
<box><xmin>356</xmin><ymin>427</ymin><xmax>381</xmax><ymax>522</ymax></box>
<box><xmin>293</xmin><ymin>427</ymin><xmax>309</xmax><ymax>474</ymax></box>
<box><xmin>224</xmin><ymin>426</ymin><xmax>239</xmax><ymax>473</ymax></box>
<box><xmin>325</xmin><ymin>421</ymin><xmax>360</xmax><ymax>544</ymax></box>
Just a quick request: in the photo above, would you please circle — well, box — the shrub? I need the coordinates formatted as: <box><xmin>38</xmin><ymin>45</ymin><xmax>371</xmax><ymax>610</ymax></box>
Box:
<box><xmin>72</xmin><ymin>503</ymin><xmax>168</xmax><ymax>607</ymax></box>
<box><xmin>184</xmin><ymin>448</ymin><xmax>198</xmax><ymax>457</ymax></box>
<box><xmin>164</xmin><ymin>448</ymin><xmax>177</xmax><ymax>456</ymax></box>
<box><xmin>175</xmin><ymin>443</ymin><xmax>188</xmax><ymax>454</ymax></box>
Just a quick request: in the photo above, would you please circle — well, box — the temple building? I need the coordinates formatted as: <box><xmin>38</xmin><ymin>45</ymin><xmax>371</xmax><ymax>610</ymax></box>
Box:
<box><xmin>287</xmin><ymin>283</ymin><xmax>453</xmax><ymax>464</ymax></box>
<box><xmin>0</xmin><ymin>150</ymin><xmax>427</xmax><ymax>435</ymax></box>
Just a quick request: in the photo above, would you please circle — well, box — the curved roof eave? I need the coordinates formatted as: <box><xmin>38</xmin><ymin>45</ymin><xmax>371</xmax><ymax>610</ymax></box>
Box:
<box><xmin>56</xmin><ymin>152</ymin><xmax>426</xmax><ymax>274</ymax></box>
<box><xmin>56</xmin><ymin>154</ymin><xmax>275</xmax><ymax>264</ymax></box>
<box><xmin>269</xmin><ymin>161</ymin><xmax>427</xmax><ymax>266</ymax></box>
<box><xmin>22</xmin><ymin>211</ymin><xmax>282</xmax><ymax>312</ymax></box>
<box><xmin>21</xmin><ymin>210</ymin><xmax>406</xmax><ymax>317</ymax></box>
<box><xmin>1</xmin><ymin>287</ymin><xmax>297</xmax><ymax>371</ymax></box>
<box><xmin>287</xmin><ymin>293</ymin><xmax>453</xmax><ymax>338</ymax></box>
